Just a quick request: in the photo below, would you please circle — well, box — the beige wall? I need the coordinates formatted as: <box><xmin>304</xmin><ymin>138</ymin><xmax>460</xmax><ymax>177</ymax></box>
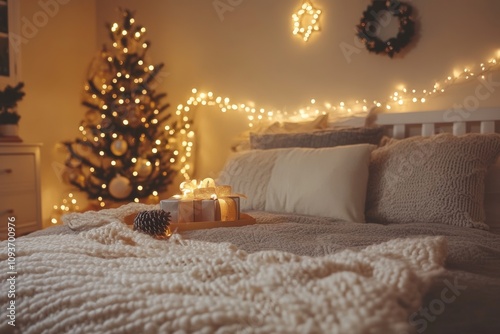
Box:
<box><xmin>18</xmin><ymin>0</ymin><xmax>97</xmax><ymax>227</ymax></box>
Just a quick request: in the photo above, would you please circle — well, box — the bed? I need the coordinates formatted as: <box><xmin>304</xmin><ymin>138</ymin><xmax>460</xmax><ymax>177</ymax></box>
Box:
<box><xmin>2</xmin><ymin>108</ymin><xmax>500</xmax><ymax>334</ymax></box>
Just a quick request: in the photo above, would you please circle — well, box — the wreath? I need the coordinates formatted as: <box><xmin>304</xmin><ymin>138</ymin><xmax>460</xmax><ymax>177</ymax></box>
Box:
<box><xmin>356</xmin><ymin>0</ymin><xmax>415</xmax><ymax>58</ymax></box>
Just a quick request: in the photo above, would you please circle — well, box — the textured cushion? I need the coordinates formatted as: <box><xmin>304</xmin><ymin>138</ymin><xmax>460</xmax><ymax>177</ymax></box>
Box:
<box><xmin>216</xmin><ymin>149</ymin><xmax>284</xmax><ymax>211</ymax></box>
<box><xmin>250</xmin><ymin>126</ymin><xmax>384</xmax><ymax>150</ymax></box>
<box><xmin>366</xmin><ymin>133</ymin><xmax>500</xmax><ymax>230</ymax></box>
<box><xmin>485</xmin><ymin>157</ymin><xmax>500</xmax><ymax>229</ymax></box>
<box><xmin>265</xmin><ymin>144</ymin><xmax>375</xmax><ymax>223</ymax></box>
<box><xmin>231</xmin><ymin>114</ymin><xmax>329</xmax><ymax>152</ymax></box>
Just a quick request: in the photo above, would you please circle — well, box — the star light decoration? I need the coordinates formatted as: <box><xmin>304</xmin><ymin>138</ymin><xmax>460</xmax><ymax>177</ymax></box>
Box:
<box><xmin>292</xmin><ymin>0</ymin><xmax>322</xmax><ymax>42</ymax></box>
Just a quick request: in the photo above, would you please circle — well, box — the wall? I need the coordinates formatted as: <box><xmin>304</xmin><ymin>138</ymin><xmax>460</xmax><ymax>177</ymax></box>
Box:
<box><xmin>18</xmin><ymin>0</ymin><xmax>97</xmax><ymax>228</ymax></box>
<box><xmin>93</xmin><ymin>0</ymin><xmax>500</xmax><ymax>179</ymax></box>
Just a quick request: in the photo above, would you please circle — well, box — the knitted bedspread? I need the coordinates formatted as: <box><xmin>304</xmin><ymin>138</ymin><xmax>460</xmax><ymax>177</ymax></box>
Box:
<box><xmin>1</xmin><ymin>204</ymin><xmax>447</xmax><ymax>334</ymax></box>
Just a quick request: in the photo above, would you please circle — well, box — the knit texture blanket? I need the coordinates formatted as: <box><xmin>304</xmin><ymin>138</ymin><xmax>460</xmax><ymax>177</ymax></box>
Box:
<box><xmin>1</xmin><ymin>204</ymin><xmax>447</xmax><ymax>334</ymax></box>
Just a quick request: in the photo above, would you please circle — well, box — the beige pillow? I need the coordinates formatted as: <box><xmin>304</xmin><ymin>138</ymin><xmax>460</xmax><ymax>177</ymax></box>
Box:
<box><xmin>217</xmin><ymin>149</ymin><xmax>284</xmax><ymax>211</ymax></box>
<box><xmin>485</xmin><ymin>157</ymin><xmax>500</xmax><ymax>229</ymax></box>
<box><xmin>265</xmin><ymin>144</ymin><xmax>375</xmax><ymax>223</ymax></box>
<box><xmin>366</xmin><ymin>133</ymin><xmax>500</xmax><ymax>230</ymax></box>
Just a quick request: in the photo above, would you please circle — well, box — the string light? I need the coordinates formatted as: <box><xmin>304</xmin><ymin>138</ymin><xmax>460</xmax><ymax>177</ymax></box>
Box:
<box><xmin>173</xmin><ymin>50</ymin><xmax>500</xmax><ymax>181</ymax></box>
<box><xmin>292</xmin><ymin>0</ymin><xmax>322</xmax><ymax>42</ymax></box>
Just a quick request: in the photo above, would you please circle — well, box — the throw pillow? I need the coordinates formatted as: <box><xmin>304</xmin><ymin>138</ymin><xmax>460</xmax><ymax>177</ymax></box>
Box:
<box><xmin>366</xmin><ymin>133</ymin><xmax>500</xmax><ymax>230</ymax></box>
<box><xmin>265</xmin><ymin>144</ymin><xmax>375</xmax><ymax>223</ymax></box>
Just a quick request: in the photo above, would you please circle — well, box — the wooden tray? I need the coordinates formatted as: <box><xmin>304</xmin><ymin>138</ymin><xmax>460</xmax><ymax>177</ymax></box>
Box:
<box><xmin>169</xmin><ymin>213</ymin><xmax>256</xmax><ymax>231</ymax></box>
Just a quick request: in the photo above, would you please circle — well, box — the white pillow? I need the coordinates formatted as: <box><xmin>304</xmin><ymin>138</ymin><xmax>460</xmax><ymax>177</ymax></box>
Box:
<box><xmin>265</xmin><ymin>144</ymin><xmax>375</xmax><ymax>223</ymax></box>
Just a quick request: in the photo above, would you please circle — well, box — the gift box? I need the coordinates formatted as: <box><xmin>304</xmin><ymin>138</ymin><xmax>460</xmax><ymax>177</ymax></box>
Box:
<box><xmin>160</xmin><ymin>196</ymin><xmax>240</xmax><ymax>223</ymax></box>
<box><xmin>160</xmin><ymin>177</ymin><xmax>243</xmax><ymax>224</ymax></box>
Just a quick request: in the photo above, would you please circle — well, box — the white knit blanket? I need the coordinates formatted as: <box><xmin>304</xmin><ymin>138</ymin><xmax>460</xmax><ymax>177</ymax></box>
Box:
<box><xmin>1</xmin><ymin>205</ymin><xmax>447</xmax><ymax>334</ymax></box>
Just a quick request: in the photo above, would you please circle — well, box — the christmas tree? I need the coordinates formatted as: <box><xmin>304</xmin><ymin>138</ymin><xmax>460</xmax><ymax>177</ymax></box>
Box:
<box><xmin>62</xmin><ymin>9</ymin><xmax>182</xmax><ymax>207</ymax></box>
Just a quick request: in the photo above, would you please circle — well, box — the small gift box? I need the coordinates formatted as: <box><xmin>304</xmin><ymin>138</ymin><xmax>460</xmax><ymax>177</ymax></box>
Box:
<box><xmin>160</xmin><ymin>196</ymin><xmax>240</xmax><ymax>223</ymax></box>
<box><xmin>160</xmin><ymin>178</ymin><xmax>242</xmax><ymax>224</ymax></box>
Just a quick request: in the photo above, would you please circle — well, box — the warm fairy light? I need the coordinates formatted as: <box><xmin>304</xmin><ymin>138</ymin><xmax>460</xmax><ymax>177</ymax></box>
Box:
<box><xmin>292</xmin><ymin>1</ymin><xmax>322</xmax><ymax>42</ymax></box>
<box><xmin>49</xmin><ymin>192</ymin><xmax>82</xmax><ymax>225</ymax></box>
<box><xmin>173</xmin><ymin>50</ymin><xmax>500</xmax><ymax>180</ymax></box>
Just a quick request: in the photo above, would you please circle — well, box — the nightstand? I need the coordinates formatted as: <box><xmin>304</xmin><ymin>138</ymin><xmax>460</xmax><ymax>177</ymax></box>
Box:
<box><xmin>0</xmin><ymin>143</ymin><xmax>42</xmax><ymax>239</ymax></box>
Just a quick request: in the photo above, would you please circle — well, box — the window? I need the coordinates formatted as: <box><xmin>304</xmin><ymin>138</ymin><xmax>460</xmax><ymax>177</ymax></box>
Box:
<box><xmin>0</xmin><ymin>0</ymin><xmax>19</xmax><ymax>85</ymax></box>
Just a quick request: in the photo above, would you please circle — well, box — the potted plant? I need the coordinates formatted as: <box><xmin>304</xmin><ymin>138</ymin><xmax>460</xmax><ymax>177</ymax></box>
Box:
<box><xmin>0</xmin><ymin>82</ymin><xmax>25</xmax><ymax>137</ymax></box>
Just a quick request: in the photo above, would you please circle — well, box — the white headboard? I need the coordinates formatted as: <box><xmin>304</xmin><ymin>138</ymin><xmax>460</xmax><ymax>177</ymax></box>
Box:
<box><xmin>333</xmin><ymin>108</ymin><xmax>500</xmax><ymax>138</ymax></box>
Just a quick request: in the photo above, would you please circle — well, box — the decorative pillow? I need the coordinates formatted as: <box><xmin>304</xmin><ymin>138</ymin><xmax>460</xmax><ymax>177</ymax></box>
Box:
<box><xmin>216</xmin><ymin>148</ymin><xmax>284</xmax><ymax>211</ymax></box>
<box><xmin>366</xmin><ymin>133</ymin><xmax>500</xmax><ymax>230</ymax></box>
<box><xmin>265</xmin><ymin>144</ymin><xmax>375</xmax><ymax>223</ymax></box>
<box><xmin>485</xmin><ymin>157</ymin><xmax>500</xmax><ymax>229</ymax></box>
<box><xmin>250</xmin><ymin>126</ymin><xmax>384</xmax><ymax>150</ymax></box>
<box><xmin>231</xmin><ymin>114</ymin><xmax>329</xmax><ymax>152</ymax></box>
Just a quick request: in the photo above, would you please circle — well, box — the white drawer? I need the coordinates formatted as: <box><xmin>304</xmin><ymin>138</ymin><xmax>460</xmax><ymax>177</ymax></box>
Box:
<box><xmin>0</xmin><ymin>191</ymin><xmax>37</xmax><ymax>222</ymax></box>
<box><xmin>0</xmin><ymin>154</ymin><xmax>36</xmax><ymax>190</ymax></box>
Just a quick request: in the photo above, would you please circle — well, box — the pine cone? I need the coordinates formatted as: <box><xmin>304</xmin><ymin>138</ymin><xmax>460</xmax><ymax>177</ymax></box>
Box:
<box><xmin>133</xmin><ymin>210</ymin><xmax>171</xmax><ymax>237</ymax></box>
